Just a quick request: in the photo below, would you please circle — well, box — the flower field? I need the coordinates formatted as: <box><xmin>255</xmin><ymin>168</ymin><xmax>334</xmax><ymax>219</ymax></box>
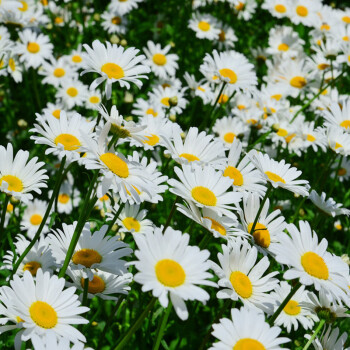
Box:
<box><xmin>0</xmin><ymin>0</ymin><xmax>350</xmax><ymax>349</ymax></box>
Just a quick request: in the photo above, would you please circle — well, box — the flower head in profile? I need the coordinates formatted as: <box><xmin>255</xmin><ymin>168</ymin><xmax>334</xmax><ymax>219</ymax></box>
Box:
<box><xmin>309</xmin><ymin>190</ymin><xmax>350</xmax><ymax>217</ymax></box>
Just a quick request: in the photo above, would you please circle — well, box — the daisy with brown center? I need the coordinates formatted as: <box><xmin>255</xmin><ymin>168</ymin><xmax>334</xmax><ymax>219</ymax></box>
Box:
<box><xmin>3</xmin><ymin>235</ymin><xmax>56</xmax><ymax>277</ymax></box>
<box><xmin>270</xmin><ymin>282</ymin><xmax>317</xmax><ymax>333</ymax></box>
<box><xmin>132</xmin><ymin>226</ymin><xmax>216</xmax><ymax>320</ymax></box>
<box><xmin>0</xmin><ymin>269</ymin><xmax>89</xmax><ymax>344</ymax></box>
<box><xmin>209</xmin><ymin>306</ymin><xmax>290</xmax><ymax>350</ymax></box>
<box><xmin>249</xmin><ymin>150</ymin><xmax>310</xmax><ymax>196</ymax></box>
<box><xmin>143</xmin><ymin>41</ymin><xmax>179</xmax><ymax>79</ymax></box>
<box><xmin>48</xmin><ymin>222</ymin><xmax>132</xmax><ymax>280</ymax></box>
<box><xmin>169</xmin><ymin>164</ymin><xmax>242</xmax><ymax>219</ymax></box>
<box><xmin>16</xmin><ymin>29</ymin><xmax>53</xmax><ymax>69</ymax></box>
<box><xmin>188</xmin><ymin>12</ymin><xmax>220</xmax><ymax>40</ymax></box>
<box><xmin>271</xmin><ymin>221</ymin><xmax>350</xmax><ymax>303</ymax></box>
<box><xmin>211</xmin><ymin>239</ymin><xmax>279</xmax><ymax>313</ymax></box>
<box><xmin>101</xmin><ymin>11</ymin><xmax>127</xmax><ymax>34</ymax></box>
<box><xmin>20</xmin><ymin>199</ymin><xmax>50</xmax><ymax>239</ymax></box>
<box><xmin>82</xmin><ymin>39</ymin><xmax>150</xmax><ymax>99</ymax></box>
<box><xmin>67</xmin><ymin>268</ymin><xmax>133</xmax><ymax>301</ymax></box>
<box><xmin>162</xmin><ymin>127</ymin><xmax>226</xmax><ymax>166</ymax></box>
<box><xmin>30</xmin><ymin>111</ymin><xmax>95</xmax><ymax>162</ymax></box>
<box><xmin>0</xmin><ymin>143</ymin><xmax>48</xmax><ymax>204</ymax></box>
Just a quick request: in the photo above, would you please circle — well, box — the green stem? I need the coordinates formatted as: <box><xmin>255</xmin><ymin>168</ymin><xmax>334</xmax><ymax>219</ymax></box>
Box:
<box><xmin>329</xmin><ymin>155</ymin><xmax>343</xmax><ymax>196</ymax></box>
<box><xmin>247</xmin><ymin>130</ymin><xmax>272</xmax><ymax>151</ymax></box>
<box><xmin>58</xmin><ymin>170</ymin><xmax>99</xmax><ymax>278</ymax></box>
<box><xmin>208</xmin><ymin>82</ymin><xmax>227</xmax><ymax>132</ymax></box>
<box><xmin>250</xmin><ymin>184</ymin><xmax>273</xmax><ymax>235</ymax></box>
<box><xmin>107</xmin><ymin>202</ymin><xmax>125</xmax><ymax>233</ymax></box>
<box><xmin>268</xmin><ymin>282</ymin><xmax>301</xmax><ymax>325</ymax></box>
<box><xmin>54</xmin><ymin>161</ymin><xmax>75</xmax><ymax>214</ymax></box>
<box><xmin>11</xmin><ymin>156</ymin><xmax>67</xmax><ymax>277</ymax></box>
<box><xmin>114</xmin><ymin>297</ymin><xmax>156</xmax><ymax>350</ymax></box>
<box><xmin>163</xmin><ymin>196</ymin><xmax>178</xmax><ymax>233</ymax></box>
<box><xmin>0</xmin><ymin>195</ymin><xmax>10</xmax><ymax>237</ymax></box>
<box><xmin>302</xmin><ymin>319</ymin><xmax>326</xmax><ymax>350</ymax></box>
<box><xmin>31</xmin><ymin>68</ymin><xmax>41</xmax><ymax>110</ymax></box>
<box><xmin>198</xmin><ymin>230</ymin><xmax>213</xmax><ymax>249</ymax></box>
<box><xmin>152</xmin><ymin>302</ymin><xmax>172</xmax><ymax>350</ymax></box>
<box><xmin>82</xmin><ymin>278</ymin><xmax>89</xmax><ymax>306</ymax></box>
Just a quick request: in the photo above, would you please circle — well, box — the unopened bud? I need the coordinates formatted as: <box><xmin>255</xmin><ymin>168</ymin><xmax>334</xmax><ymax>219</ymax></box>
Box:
<box><xmin>120</xmin><ymin>39</ymin><xmax>127</xmax><ymax>47</ymax></box>
<box><xmin>169</xmin><ymin>114</ymin><xmax>176</xmax><ymax>122</ymax></box>
<box><xmin>17</xmin><ymin>119</ymin><xmax>27</xmax><ymax>128</ymax></box>
<box><xmin>169</xmin><ymin>96</ymin><xmax>178</xmax><ymax>107</ymax></box>
<box><xmin>341</xmin><ymin>254</ymin><xmax>350</xmax><ymax>265</ymax></box>
<box><xmin>124</xmin><ymin>92</ymin><xmax>133</xmax><ymax>103</ymax></box>
<box><xmin>10</xmin><ymin>196</ymin><xmax>19</xmax><ymax>205</ymax></box>
<box><xmin>93</xmin><ymin>13</ymin><xmax>100</xmax><ymax>21</ymax></box>
<box><xmin>180</xmin><ymin>132</ymin><xmax>186</xmax><ymax>139</ymax></box>
<box><xmin>272</xmin><ymin>123</ymin><xmax>280</xmax><ymax>132</ymax></box>
<box><xmin>110</xmin><ymin>35</ymin><xmax>120</xmax><ymax>44</ymax></box>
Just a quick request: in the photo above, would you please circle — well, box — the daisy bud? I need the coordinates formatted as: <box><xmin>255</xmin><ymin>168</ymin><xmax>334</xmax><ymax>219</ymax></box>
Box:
<box><xmin>125</xmin><ymin>116</ymin><xmax>133</xmax><ymax>121</ymax></box>
<box><xmin>46</xmin><ymin>23</ymin><xmax>53</xmax><ymax>30</ymax></box>
<box><xmin>169</xmin><ymin>96</ymin><xmax>178</xmax><ymax>107</ymax></box>
<box><xmin>124</xmin><ymin>92</ymin><xmax>133</xmax><ymax>103</ymax></box>
<box><xmin>10</xmin><ymin>196</ymin><xmax>19</xmax><ymax>205</ymax></box>
<box><xmin>180</xmin><ymin>132</ymin><xmax>186</xmax><ymax>139</ymax></box>
<box><xmin>120</xmin><ymin>39</ymin><xmax>127</xmax><ymax>46</ymax></box>
<box><xmin>169</xmin><ymin>114</ymin><xmax>176</xmax><ymax>122</ymax></box>
<box><xmin>341</xmin><ymin>254</ymin><xmax>350</xmax><ymax>265</ymax></box>
<box><xmin>93</xmin><ymin>13</ymin><xmax>100</xmax><ymax>21</ymax></box>
<box><xmin>17</xmin><ymin>119</ymin><xmax>27</xmax><ymax>128</ymax></box>
<box><xmin>272</xmin><ymin>123</ymin><xmax>280</xmax><ymax>132</ymax></box>
<box><xmin>92</xmin><ymin>321</ymin><xmax>98</xmax><ymax>326</ymax></box>
<box><xmin>110</xmin><ymin>34</ymin><xmax>120</xmax><ymax>44</ymax></box>
<box><xmin>100</xmin><ymin>209</ymin><xmax>106</xmax><ymax>218</ymax></box>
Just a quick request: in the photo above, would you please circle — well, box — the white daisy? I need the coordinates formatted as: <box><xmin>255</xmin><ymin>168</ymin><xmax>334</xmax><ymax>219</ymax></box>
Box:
<box><xmin>322</xmin><ymin>99</ymin><xmax>350</xmax><ymax>132</ymax></box>
<box><xmin>309</xmin><ymin>190</ymin><xmax>350</xmax><ymax>217</ymax></box>
<box><xmin>101</xmin><ymin>11</ymin><xmax>127</xmax><ymax>34</ymax></box>
<box><xmin>56</xmin><ymin>79</ymin><xmax>89</xmax><ymax>109</ymax></box>
<box><xmin>188</xmin><ymin>12</ymin><xmax>220</xmax><ymax>40</ymax></box>
<box><xmin>109</xmin><ymin>0</ymin><xmax>143</xmax><ymax>16</ymax></box>
<box><xmin>306</xmin><ymin>326</ymin><xmax>349</xmax><ymax>350</ymax></box>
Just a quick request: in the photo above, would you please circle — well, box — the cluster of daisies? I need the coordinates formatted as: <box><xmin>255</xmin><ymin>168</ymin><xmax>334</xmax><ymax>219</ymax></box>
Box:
<box><xmin>0</xmin><ymin>0</ymin><xmax>350</xmax><ymax>349</ymax></box>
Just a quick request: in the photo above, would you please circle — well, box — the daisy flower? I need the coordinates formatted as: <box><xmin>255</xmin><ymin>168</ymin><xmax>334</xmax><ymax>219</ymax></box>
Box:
<box><xmin>132</xmin><ymin>226</ymin><xmax>216</xmax><ymax>320</ymax></box>
<box><xmin>327</xmin><ymin>127</ymin><xmax>350</xmax><ymax>155</ymax></box>
<box><xmin>109</xmin><ymin>0</ymin><xmax>143</xmax><ymax>16</ymax></box>
<box><xmin>53</xmin><ymin>180</ymin><xmax>80</xmax><ymax>214</ymax></box>
<box><xmin>82</xmin><ymin>40</ymin><xmax>150</xmax><ymax>99</ymax></box>
<box><xmin>306</xmin><ymin>326</ymin><xmax>349</xmax><ymax>350</ymax></box>
<box><xmin>201</xmin><ymin>50</ymin><xmax>258</xmax><ymax>93</ymax></box>
<box><xmin>309</xmin><ymin>190</ymin><xmax>350</xmax><ymax>217</ymax></box>
<box><xmin>3</xmin><ymin>235</ymin><xmax>56</xmax><ymax>277</ymax></box>
<box><xmin>0</xmin><ymin>269</ymin><xmax>89</xmax><ymax>343</ymax></box>
<box><xmin>66</xmin><ymin>269</ymin><xmax>133</xmax><ymax>301</ymax></box>
<box><xmin>85</xmin><ymin>89</ymin><xmax>102</xmax><ymax>110</ymax></box>
<box><xmin>56</xmin><ymin>79</ymin><xmax>89</xmax><ymax>109</ymax></box>
<box><xmin>7</xmin><ymin>55</ymin><xmax>23</xmax><ymax>83</ymax></box>
<box><xmin>143</xmin><ymin>41</ymin><xmax>179</xmax><ymax>79</ymax></box>
<box><xmin>332</xmin><ymin>157</ymin><xmax>350</xmax><ymax>182</ymax></box>
<box><xmin>16</xmin><ymin>29</ymin><xmax>53</xmax><ymax>69</ymax></box>
<box><xmin>188</xmin><ymin>12</ymin><xmax>220</xmax><ymax>40</ymax></box>
<box><xmin>131</xmin><ymin>97</ymin><xmax>165</xmax><ymax>119</ymax></box>
<box><xmin>101</xmin><ymin>11</ymin><xmax>127</xmax><ymax>34</ymax></box>
<box><xmin>0</xmin><ymin>143</ymin><xmax>48</xmax><ymax>204</ymax></box>
<box><xmin>211</xmin><ymin>240</ymin><xmax>279</xmax><ymax>313</ymax></box>
<box><xmin>221</xmin><ymin>139</ymin><xmax>266</xmax><ymax>195</ymax></box>
<box><xmin>162</xmin><ymin>127</ymin><xmax>226</xmax><ymax>166</ymax></box>
<box><xmin>20</xmin><ymin>199</ymin><xmax>50</xmax><ymax>239</ymax></box>
<box><xmin>216</xmin><ymin>24</ymin><xmax>237</xmax><ymax>50</ymax></box>
<box><xmin>41</xmin><ymin>102</ymin><xmax>66</xmax><ymax>120</ymax></box>
<box><xmin>262</xmin><ymin>0</ymin><xmax>291</xmax><ymax>19</ymax></box>
<box><xmin>322</xmin><ymin>100</ymin><xmax>350</xmax><ymax>132</ymax></box>
<box><xmin>289</xmin><ymin>0</ymin><xmax>322</xmax><ymax>27</ymax></box>
<box><xmin>209</xmin><ymin>306</ymin><xmax>290</xmax><ymax>350</ymax></box>
<box><xmin>169</xmin><ymin>164</ymin><xmax>242</xmax><ymax>219</ymax></box>
<box><xmin>48</xmin><ymin>222</ymin><xmax>132</xmax><ymax>280</ymax></box>
<box><xmin>271</xmin><ymin>221</ymin><xmax>349</xmax><ymax>303</ymax></box>
<box><xmin>183</xmin><ymin>72</ymin><xmax>214</xmax><ymax>104</ymax></box>
<box><xmin>249</xmin><ymin>150</ymin><xmax>310</xmax><ymax>196</ymax></box>
<box><xmin>270</xmin><ymin>281</ymin><xmax>317</xmax><ymax>332</ymax></box>
<box><xmin>30</xmin><ymin>111</ymin><xmax>95</xmax><ymax>162</ymax></box>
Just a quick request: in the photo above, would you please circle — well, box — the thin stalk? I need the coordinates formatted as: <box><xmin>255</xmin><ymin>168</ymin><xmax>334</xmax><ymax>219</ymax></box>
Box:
<box><xmin>208</xmin><ymin>82</ymin><xmax>227</xmax><ymax>132</ymax></box>
<box><xmin>247</xmin><ymin>130</ymin><xmax>272</xmax><ymax>151</ymax></box>
<box><xmin>152</xmin><ymin>302</ymin><xmax>172</xmax><ymax>350</ymax></box>
<box><xmin>11</xmin><ymin>156</ymin><xmax>67</xmax><ymax>277</ymax></box>
<box><xmin>114</xmin><ymin>297</ymin><xmax>156</xmax><ymax>350</ymax></box>
<box><xmin>198</xmin><ymin>230</ymin><xmax>213</xmax><ymax>249</ymax></box>
<box><xmin>82</xmin><ymin>278</ymin><xmax>89</xmax><ymax>306</ymax></box>
<box><xmin>329</xmin><ymin>155</ymin><xmax>343</xmax><ymax>196</ymax></box>
<box><xmin>107</xmin><ymin>202</ymin><xmax>125</xmax><ymax>233</ymax></box>
<box><xmin>163</xmin><ymin>196</ymin><xmax>178</xmax><ymax>233</ymax></box>
<box><xmin>302</xmin><ymin>319</ymin><xmax>326</xmax><ymax>350</ymax></box>
<box><xmin>31</xmin><ymin>69</ymin><xmax>41</xmax><ymax>110</ymax></box>
<box><xmin>268</xmin><ymin>282</ymin><xmax>301</xmax><ymax>325</ymax></box>
<box><xmin>54</xmin><ymin>161</ymin><xmax>75</xmax><ymax>214</ymax></box>
<box><xmin>0</xmin><ymin>195</ymin><xmax>10</xmax><ymax>237</ymax></box>
<box><xmin>58</xmin><ymin>171</ymin><xmax>99</xmax><ymax>278</ymax></box>
<box><xmin>250</xmin><ymin>184</ymin><xmax>273</xmax><ymax>235</ymax></box>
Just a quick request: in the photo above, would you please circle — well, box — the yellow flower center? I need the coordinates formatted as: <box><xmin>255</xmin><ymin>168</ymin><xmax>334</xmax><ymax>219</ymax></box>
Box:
<box><xmin>247</xmin><ymin>222</ymin><xmax>270</xmax><ymax>248</ymax></box>
<box><xmin>306</xmin><ymin>134</ymin><xmax>316</xmax><ymax>142</ymax></box>
<box><xmin>146</xmin><ymin>108</ymin><xmax>158</xmax><ymax>117</ymax></box>
<box><xmin>112</xmin><ymin>16</ymin><xmax>122</xmax><ymax>25</ymax></box>
<box><xmin>52</xmin><ymin>109</ymin><xmax>61</xmax><ymax>119</ymax></box>
<box><xmin>18</xmin><ymin>1</ymin><xmax>28</xmax><ymax>11</ymax></box>
<box><xmin>219</xmin><ymin>68</ymin><xmax>237</xmax><ymax>84</ymax></box>
<box><xmin>0</xmin><ymin>175</ymin><xmax>23</xmax><ymax>192</ymax></box>
<box><xmin>277</xmin><ymin>128</ymin><xmax>288</xmax><ymax>137</ymax></box>
<box><xmin>9</xmin><ymin>58</ymin><xmax>15</xmax><ymax>71</ymax></box>
<box><xmin>99</xmin><ymin>194</ymin><xmax>109</xmax><ymax>201</ymax></box>
<box><xmin>219</xmin><ymin>30</ymin><xmax>226</xmax><ymax>42</ymax></box>
<box><xmin>179</xmin><ymin>153</ymin><xmax>199</xmax><ymax>162</ymax></box>
<box><xmin>16</xmin><ymin>316</ymin><xmax>24</xmax><ymax>323</ymax></box>
<box><xmin>153</xmin><ymin>53</ymin><xmax>167</xmax><ymax>66</ymax></box>
<box><xmin>285</xmin><ymin>133</ymin><xmax>296</xmax><ymax>143</ymax></box>
<box><xmin>81</xmin><ymin>275</ymin><xmax>106</xmax><ymax>294</ymax></box>
<box><xmin>235</xmin><ymin>2</ymin><xmax>245</xmax><ymax>10</ymax></box>
<box><xmin>30</xmin><ymin>301</ymin><xmax>57</xmax><ymax>329</ymax></box>
<box><xmin>155</xmin><ymin>259</ymin><xmax>186</xmax><ymax>287</ymax></box>
<box><xmin>320</xmin><ymin>24</ymin><xmax>330</xmax><ymax>30</ymax></box>
<box><xmin>342</xmin><ymin>16</ymin><xmax>350</xmax><ymax>24</ymax></box>
<box><xmin>89</xmin><ymin>96</ymin><xmax>100</xmax><ymax>104</ymax></box>
<box><xmin>278</xmin><ymin>43</ymin><xmax>289</xmax><ymax>51</ymax></box>
<box><xmin>54</xmin><ymin>16</ymin><xmax>64</xmax><ymax>24</ymax></box>
<box><xmin>197</xmin><ymin>86</ymin><xmax>206</xmax><ymax>92</ymax></box>
<box><xmin>191</xmin><ymin>186</ymin><xmax>217</xmax><ymax>206</ymax></box>
<box><xmin>343</xmin><ymin>36</ymin><xmax>349</xmax><ymax>41</ymax></box>
<box><xmin>100</xmin><ymin>153</ymin><xmax>129</xmax><ymax>178</ymax></box>
<box><xmin>290</xmin><ymin>76</ymin><xmax>307</xmax><ymax>88</ymax></box>
<box><xmin>218</xmin><ymin>94</ymin><xmax>229</xmax><ymax>104</ymax></box>
<box><xmin>224</xmin><ymin>166</ymin><xmax>244</xmax><ymax>186</ymax></box>
<box><xmin>53</xmin><ymin>68</ymin><xmax>65</xmax><ymax>78</ymax></box>
<box><xmin>317</xmin><ymin>63</ymin><xmax>330</xmax><ymax>70</ymax></box>
<box><xmin>237</xmin><ymin>104</ymin><xmax>246</xmax><ymax>110</ymax></box>
<box><xmin>123</xmin><ymin>217</ymin><xmax>141</xmax><ymax>232</ymax></box>
<box><xmin>234</xmin><ymin>338</ymin><xmax>265</xmax><ymax>350</ymax></box>
<box><xmin>340</xmin><ymin>120</ymin><xmax>350</xmax><ymax>129</ymax></box>
<box><xmin>54</xmin><ymin>133</ymin><xmax>81</xmax><ymax>151</ymax></box>
<box><xmin>72</xmin><ymin>248</ymin><xmax>102</xmax><ymax>268</ymax></box>
<box><xmin>58</xmin><ymin>193</ymin><xmax>70</xmax><ymax>204</ymax></box>
<box><xmin>274</xmin><ymin>4</ymin><xmax>286</xmax><ymax>13</ymax></box>
<box><xmin>101</xmin><ymin>62</ymin><xmax>125</xmax><ymax>79</ymax></box>
<box><xmin>198</xmin><ymin>21</ymin><xmax>210</xmax><ymax>31</ymax></box>
<box><xmin>301</xmin><ymin>252</ymin><xmax>329</xmax><ymax>279</ymax></box>
<box><xmin>27</xmin><ymin>42</ymin><xmax>40</xmax><ymax>53</ymax></box>
<box><xmin>296</xmin><ymin>5</ymin><xmax>308</xmax><ymax>17</ymax></box>
<box><xmin>143</xmin><ymin>134</ymin><xmax>160</xmax><ymax>146</ymax></box>
<box><xmin>265</xmin><ymin>171</ymin><xmax>286</xmax><ymax>183</ymax></box>
<box><xmin>230</xmin><ymin>271</ymin><xmax>253</xmax><ymax>298</ymax></box>
<box><xmin>23</xmin><ymin>261</ymin><xmax>41</xmax><ymax>276</ymax></box>
<box><xmin>203</xmin><ymin>216</ymin><xmax>226</xmax><ymax>236</ymax></box>
<box><xmin>283</xmin><ymin>300</ymin><xmax>301</xmax><ymax>315</ymax></box>
<box><xmin>72</xmin><ymin>55</ymin><xmax>82</xmax><ymax>63</ymax></box>
<box><xmin>335</xmin><ymin>142</ymin><xmax>343</xmax><ymax>150</ymax></box>
<box><xmin>7</xmin><ymin>203</ymin><xmax>13</xmax><ymax>212</ymax></box>
<box><xmin>338</xmin><ymin>168</ymin><xmax>346</xmax><ymax>176</ymax></box>
<box><xmin>271</xmin><ymin>94</ymin><xmax>282</xmax><ymax>101</ymax></box>
<box><xmin>223</xmin><ymin>132</ymin><xmax>236</xmax><ymax>143</ymax></box>
<box><xmin>66</xmin><ymin>87</ymin><xmax>78</xmax><ymax>97</ymax></box>
<box><xmin>161</xmin><ymin>97</ymin><xmax>170</xmax><ymax>107</ymax></box>
<box><xmin>30</xmin><ymin>214</ymin><xmax>42</xmax><ymax>226</ymax></box>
